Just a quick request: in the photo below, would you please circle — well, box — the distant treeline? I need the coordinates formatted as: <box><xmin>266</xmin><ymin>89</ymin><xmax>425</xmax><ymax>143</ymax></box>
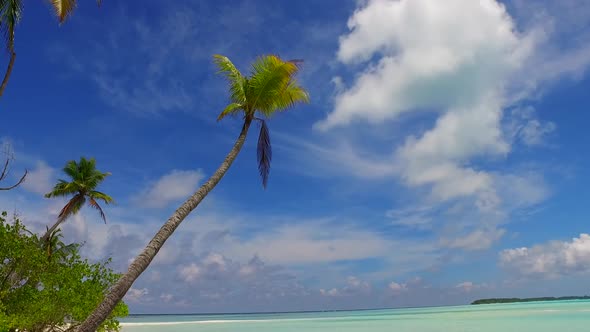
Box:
<box><xmin>472</xmin><ymin>296</ymin><xmax>590</xmax><ymax>305</ymax></box>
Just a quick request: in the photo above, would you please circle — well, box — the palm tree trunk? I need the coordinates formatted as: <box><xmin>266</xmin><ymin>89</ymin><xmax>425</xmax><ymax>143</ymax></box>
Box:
<box><xmin>76</xmin><ymin>117</ymin><xmax>253</xmax><ymax>332</ymax></box>
<box><xmin>0</xmin><ymin>51</ymin><xmax>16</xmax><ymax>97</ymax></box>
<box><xmin>40</xmin><ymin>218</ymin><xmax>64</xmax><ymax>243</ymax></box>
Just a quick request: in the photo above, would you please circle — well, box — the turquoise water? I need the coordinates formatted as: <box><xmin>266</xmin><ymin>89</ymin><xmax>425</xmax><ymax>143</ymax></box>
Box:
<box><xmin>121</xmin><ymin>300</ymin><xmax>590</xmax><ymax>331</ymax></box>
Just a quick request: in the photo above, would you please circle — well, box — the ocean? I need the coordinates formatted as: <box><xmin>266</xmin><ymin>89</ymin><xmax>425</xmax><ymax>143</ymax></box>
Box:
<box><xmin>120</xmin><ymin>300</ymin><xmax>590</xmax><ymax>332</ymax></box>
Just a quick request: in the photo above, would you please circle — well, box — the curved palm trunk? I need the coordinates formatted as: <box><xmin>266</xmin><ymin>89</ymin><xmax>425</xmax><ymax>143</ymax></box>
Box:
<box><xmin>76</xmin><ymin>117</ymin><xmax>253</xmax><ymax>332</ymax></box>
<box><xmin>40</xmin><ymin>217</ymin><xmax>65</xmax><ymax>243</ymax></box>
<box><xmin>0</xmin><ymin>51</ymin><xmax>16</xmax><ymax>97</ymax></box>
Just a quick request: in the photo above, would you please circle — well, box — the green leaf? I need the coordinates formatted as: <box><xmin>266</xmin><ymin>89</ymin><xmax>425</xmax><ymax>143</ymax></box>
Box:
<box><xmin>217</xmin><ymin>102</ymin><xmax>243</xmax><ymax>121</ymax></box>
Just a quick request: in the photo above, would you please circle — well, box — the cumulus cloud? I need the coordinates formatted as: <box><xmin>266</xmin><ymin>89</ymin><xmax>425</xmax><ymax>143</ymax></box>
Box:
<box><xmin>500</xmin><ymin>234</ymin><xmax>590</xmax><ymax>278</ymax></box>
<box><xmin>318</xmin><ymin>0</ymin><xmax>534</xmax><ymax>130</ymax></box>
<box><xmin>127</xmin><ymin>288</ymin><xmax>149</xmax><ymax>303</ymax></box>
<box><xmin>133</xmin><ymin>170</ymin><xmax>204</xmax><ymax>208</ymax></box>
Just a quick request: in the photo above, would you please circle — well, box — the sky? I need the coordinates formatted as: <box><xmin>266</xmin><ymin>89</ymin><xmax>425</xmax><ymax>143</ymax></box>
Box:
<box><xmin>1</xmin><ymin>0</ymin><xmax>590</xmax><ymax>314</ymax></box>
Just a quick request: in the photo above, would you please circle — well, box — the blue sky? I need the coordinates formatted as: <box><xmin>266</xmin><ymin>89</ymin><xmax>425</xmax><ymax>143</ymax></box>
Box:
<box><xmin>1</xmin><ymin>0</ymin><xmax>590</xmax><ymax>313</ymax></box>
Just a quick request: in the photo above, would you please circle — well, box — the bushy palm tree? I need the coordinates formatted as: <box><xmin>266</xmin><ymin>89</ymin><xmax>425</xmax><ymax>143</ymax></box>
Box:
<box><xmin>76</xmin><ymin>54</ymin><xmax>309</xmax><ymax>331</ymax></box>
<box><xmin>0</xmin><ymin>0</ymin><xmax>102</xmax><ymax>96</ymax></box>
<box><xmin>42</xmin><ymin>157</ymin><xmax>113</xmax><ymax>242</ymax></box>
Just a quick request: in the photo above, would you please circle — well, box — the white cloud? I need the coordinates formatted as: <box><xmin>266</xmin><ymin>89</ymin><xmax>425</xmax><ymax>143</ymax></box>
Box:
<box><xmin>388</xmin><ymin>281</ymin><xmax>408</xmax><ymax>294</ymax></box>
<box><xmin>126</xmin><ymin>288</ymin><xmax>149</xmax><ymax>303</ymax></box>
<box><xmin>507</xmin><ymin>107</ymin><xmax>556</xmax><ymax>146</ymax></box>
<box><xmin>160</xmin><ymin>293</ymin><xmax>173</xmax><ymax>303</ymax></box>
<box><xmin>19</xmin><ymin>161</ymin><xmax>55</xmax><ymax>195</ymax></box>
<box><xmin>179</xmin><ymin>263</ymin><xmax>201</xmax><ymax>283</ymax></box>
<box><xmin>304</xmin><ymin>0</ymin><xmax>573</xmax><ymax>251</ymax></box>
<box><xmin>320</xmin><ymin>276</ymin><xmax>371</xmax><ymax>297</ymax></box>
<box><xmin>203</xmin><ymin>252</ymin><xmax>227</xmax><ymax>271</ymax></box>
<box><xmin>500</xmin><ymin>234</ymin><xmax>590</xmax><ymax>278</ymax></box>
<box><xmin>319</xmin><ymin>288</ymin><xmax>340</xmax><ymax>297</ymax></box>
<box><xmin>133</xmin><ymin>170</ymin><xmax>204</xmax><ymax>208</ymax></box>
<box><xmin>316</xmin><ymin>0</ymin><xmax>541</xmax><ymax>210</ymax></box>
<box><xmin>455</xmin><ymin>281</ymin><xmax>489</xmax><ymax>292</ymax></box>
<box><xmin>318</xmin><ymin>0</ymin><xmax>534</xmax><ymax>130</ymax></box>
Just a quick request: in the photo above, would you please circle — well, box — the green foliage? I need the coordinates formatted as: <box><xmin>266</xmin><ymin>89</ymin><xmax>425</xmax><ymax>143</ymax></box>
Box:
<box><xmin>0</xmin><ymin>211</ymin><xmax>128</xmax><ymax>331</ymax></box>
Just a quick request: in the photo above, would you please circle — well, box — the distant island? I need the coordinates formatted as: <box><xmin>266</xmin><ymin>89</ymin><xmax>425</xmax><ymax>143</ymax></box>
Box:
<box><xmin>472</xmin><ymin>296</ymin><xmax>590</xmax><ymax>305</ymax></box>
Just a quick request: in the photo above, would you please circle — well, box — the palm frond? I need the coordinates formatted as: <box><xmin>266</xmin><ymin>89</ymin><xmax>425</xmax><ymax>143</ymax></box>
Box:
<box><xmin>88</xmin><ymin>197</ymin><xmax>107</xmax><ymax>224</ymax></box>
<box><xmin>257</xmin><ymin>120</ymin><xmax>272</xmax><ymax>188</ymax></box>
<box><xmin>45</xmin><ymin>179</ymin><xmax>80</xmax><ymax>198</ymax></box>
<box><xmin>217</xmin><ymin>102</ymin><xmax>243</xmax><ymax>122</ymax></box>
<box><xmin>89</xmin><ymin>190</ymin><xmax>114</xmax><ymax>204</ymax></box>
<box><xmin>62</xmin><ymin>159</ymin><xmax>80</xmax><ymax>179</ymax></box>
<box><xmin>213</xmin><ymin>54</ymin><xmax>247</xmax><ymax>104</ymax></box>
<box><xmin>50</xmin><ymin>0</ymin><xmax>77</xmax><ymax>23</ymax></box>
<box><xmin>247</xmin><ymin>55</ymin><xmax>302</xmax><ymax>115</ymax></box>
<box><xmin>0</xmin><ymin>0</ymin><xmax>22</xmax><ymax>52</ymax></box>
<box><xmin>268</xmin><ymin>80</ymin><xmax>310</xmax><ymax>113</ymax></box>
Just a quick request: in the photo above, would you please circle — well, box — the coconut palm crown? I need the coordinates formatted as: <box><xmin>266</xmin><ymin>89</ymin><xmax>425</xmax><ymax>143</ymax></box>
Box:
<box><xmin>43</xmin><ymin>157</ymin><xmax>113</xmax><ymax>239</ymax></box>
<box><xmin>214</xmin><ymin>54</ymin><xmax>309</xmax><ymax>187</ymax></box>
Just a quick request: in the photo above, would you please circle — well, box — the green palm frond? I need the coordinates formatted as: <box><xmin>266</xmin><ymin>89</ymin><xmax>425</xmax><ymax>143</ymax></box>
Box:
<box><xmin>0</xmin><ymin>0</ymin><xmax>22</xmax><ymax>52</ymax></box>
<box><xmin>89</xmin><ymin>190</ymin><xmax>114</xmax><ymax>204</ymax></box>
<box><xmin>247</xmin><ymin>56</ymin><xmax>303</xmax><ymax>116</ymax></box>
<box><xmin>217</xmin><ymin>102</ymin><xmax>243</xmax><ymax>122</ymax></box>
<box><xmin>267</xmin><ymin>80</ymin><xmax>310</xmax><ymax>113</ymax></box>
<box><xmin>213</xmin><ymin>54</ymin><xmax>247</xmax><ymax>104</ymax></box>
<box><xmin>45</xmin><ymin>179</ymin><xmax>80</xmax><ymax>198</ymax></box>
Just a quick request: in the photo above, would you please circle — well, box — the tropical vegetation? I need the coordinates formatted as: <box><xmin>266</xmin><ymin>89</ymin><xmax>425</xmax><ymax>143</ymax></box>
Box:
<box><xmin>0</xmin><ymin>211</ymin><xmax>128</xmax><ymax>332</ymax></box>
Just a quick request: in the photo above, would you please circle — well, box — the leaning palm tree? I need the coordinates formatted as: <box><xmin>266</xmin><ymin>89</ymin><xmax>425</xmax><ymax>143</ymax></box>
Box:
<box><xmin>0</xmin><ymin>0</ymin><xmax>102</xmax><ymax>96</ymax></box>
<box><xmin>42</xmin><ymin>157</ymin><xmax>113</xmax><ymax>242</ymax></box>
<box><xmin>76</xmin><ymin>54</ymin><xmax>309</xmax><ymax>331</ymax></box>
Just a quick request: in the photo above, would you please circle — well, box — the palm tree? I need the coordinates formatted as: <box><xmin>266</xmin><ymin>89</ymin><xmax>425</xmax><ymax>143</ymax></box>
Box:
<box><xmin>76</xmin><ymin>54</ymin><xmax>309</xmax><ymax>331</ymax></box>
<box><xmin>0</xmin><ymin>0</ymin><xmax>102</xmax><ymax>97</ymax></box>
<box><xmin>42</xmin><ymin>228</ymin><xmax>79</xmax><ymax>262</ymax></box>
<box><xmin>42</xmin><ymin>157</ymin><xmax>113</xmax><ymax>242</ymax></box>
